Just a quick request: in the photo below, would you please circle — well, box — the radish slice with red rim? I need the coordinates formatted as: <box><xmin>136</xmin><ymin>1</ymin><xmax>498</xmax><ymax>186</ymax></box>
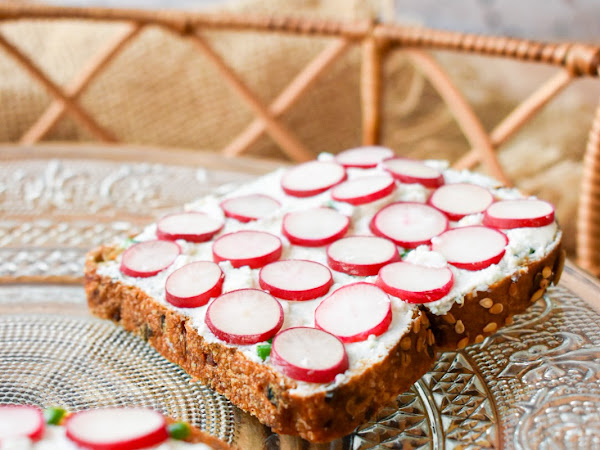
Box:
<box><xmin>220</xmin><ymin>194</ymin><xmax>280</xmax><ymax>222</ymax></box>
<box><xmin>205</xmin><ymin>289</ymin><xmax>283</xmax><ymax>345</ymax></box>
<box><xmin>65</xmin><ymin>408</ymin><xmax>168</xmax><ymax>450</ymax></box>
<box><xmin>120</xmin><ymin>240</ymin><xmax>180</xmax><ymax>278</ymax></box>
<box><xmin>376</xmin><ymin>261</ymin><xmax>454</xmax><ymax>303</ymax></box>
<box><xmin>315</xmin><ymin>282</ymin><xmax>392</xmax><ymax>343</ymax></box>
<box><xmin>331</xmin><ymin>175</ymin><xmax>396</xmax><ymax>205</ymax></box>
<box><xmin>483</xmin><ymin>199</ymin><xmax>555</xmax><ymax>229</ymax></box>
<box><xmin>334</xmin><ymin>146</ymin><xmax>395</xmax><ymax>168</ymax></box>
<box><xmin>370</xmin><ymin>202</ymin><xmax>448</xmax><ymax>248</ymax></box>
<box><xmin>382</xmin><ymin>158</ymin><xmax>444</xmax><ymax>188</ymax></box>
<box><xmin>259</xmin><ymin>260</ymin><xmax>333</xmax><ymax>301</ymax></box>
<box><xmin>429</xmin><ymin>183</ymin><xmax>494</xmax><ymax>221</ymax></box>
<box><xmin>156</xmin><ymin>212</ymin><xmax>223</xmax><ymax>243</ymax></box>
<box><xmin>271</xmin><ymin>327</ymin><xmax>349</xmax><ymax>383</ymax></box>
<box><xmin>281</xmin><ymin>161</ymin><xmax>346</xmax><ymax>197</ymax></box>
<box><xmin>282</xmin><ymin>208</ymin><xmax>349</xmax><ymax>247</ymax></box>
<box><xmin>213</xmin><ymin>230</ymin><xmax>282</xmax><ymax>268</ymax></box>
<box><xmin>432</xmin><ymin>226</ymin><xmax>508</xmax><ymax>271</ymax></box>
<box><xmin>0</xmin><ymin>405</ymin><xmax>44</xmax><ymax>441</ymax></box>
<box><xmin>327</xmin><ymin>236</ymin><xmax>400</xmax><ymax>276</ymax></box>
<box><xmin>165</xmin><ymin>261</ymin><xmax>224</xmax><ymax>308</ymax></box>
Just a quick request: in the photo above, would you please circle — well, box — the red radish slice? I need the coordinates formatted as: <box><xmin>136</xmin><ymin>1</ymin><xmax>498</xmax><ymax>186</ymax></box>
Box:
<box><xmin>432</xmin><ymin>226</ymin><xmax>508</xmax><ymax>271</ymax></box>
<box><xmin>65</xmin><ymin>408</ymin><xmax>168</xmax><ymax>450</ymax></box>
<box><xmin>271</xmin><ymin>327</ymin><xmax>349</xmax><ymax>383</ymax></box>
<box><xmin>0</xmin><ymin>405</ymin><xmax>44</xmax><ymax>441</ymax></box>
<box><xmin>220</xmin><ymin>194</ymin><xmax>280</xmax><ymax>222</ymax></box>
<box><xmin>331</xmin><ymin>175</ymin><xmax>396</xmax><ymax>205</ymax></box>
<box><xmin>429</xmin><ymin>183</ymin><xmax>494</xmax><ymax>221</ymax></box>
<box><xmin>156</xmin><ymin>212</ymin><xmax>223</xmax><ymax>243</ymax></box>
<box><xmin>281</xmin><ymin>161</ymin><xmax>346</xmax><ymax>197</ymax></box>
<box><xmin>334</xmin><ymin>146</ymin><xmax>395</xmax><ymax>168</ymax></box>
<box><xmin>259</xmin><ymin>260</ymin><xmax>333</xmax><ymax>301</ymax></box>
<box><xmin>370</xmin><ymin>202</ymin><xmax>448</xmax><ymax>248</ymax></box>
<box><xmin>165</xmin><ymin>261</ymin><xmax>224</xmax><ymax>308</ymax></box>
<box><xmin>213</xmin><ymin>230</ymin><xmax>282</xmax><ymax>269</ymax></box>
<box><xmin>376</xmin><ymin>261</ymin><xmax>454</xmax><ymax>303</ymax></box>
<box><xmin>382</xmin><ymin>158</ymin><xmax>444</xmax><ymax>188</ymax></box>
<box><xmin>205</xmin><ymin>289</ymin><xmax>283</xmax><ymax>345</ymax></box>
<box><xmin>120</xmin><ymin>240</ymin><xmax>180</xmax><ymax>278</ymax></box>
<box><xmin>327</xmin><ymin>236</ymin><xmax>400</xmax><ymax>276</ymax></box>
<box><xmin>282</xmin><ymin>208</ymin><xmax>349</xmax><ymax>247</ymax></box>
<box><xmin>483</xmin><ymin>199</ymin><xmax>555</xmax><ymax>229</ymax></box>
<box><xmin>315</xmin><ymin>282</ymin><xmax>392</xmax><ymax>343</ymax></box>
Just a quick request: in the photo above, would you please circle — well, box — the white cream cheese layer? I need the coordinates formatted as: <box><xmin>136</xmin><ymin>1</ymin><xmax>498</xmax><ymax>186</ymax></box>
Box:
<box><xmin>2</xmin><ymin>426</ymin><xmax>211</xmax><ymax>450</ymax></box>
<box><xmin>97</xmin><ymin>156</ymin><xmax>560</xmax><ymax>394</ymax></box>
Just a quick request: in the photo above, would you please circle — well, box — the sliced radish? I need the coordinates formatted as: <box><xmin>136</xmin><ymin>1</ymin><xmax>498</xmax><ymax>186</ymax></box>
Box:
<box><xmin>212</xmin><ymin>230</ymin><xmax>282</xmax><ymax>269</ymax></box>
<box><xmin>315</xmin><ymin>282</ymin><xmax>392</xmax><ymax>343</ymax></box>
<box><xmin>432</xmin><ymin>226</ymin><xmax>508</xmax><ymax>271</ymax></box>
<box><xmin>327</xmin><ymin>236</ymin><xmax>400</xmax><ymax>276</ymax></box>
<box><xmin>220</xmin><ymin>194</ymin><xmax>280</xmax><ymax>222</ymax></box>
<box><xmin>334</xmin><ymin>146</ymin><xmax>395</xmax><ymax>169</ymax></box>
<box><xmin>331</xmin><ymin>175</ymin><xmax>396</xmax><ymax>205</ymax></box>
<box><xmin>281</xmin><ymin>161</ymin><xmax>346</xmax><ymax>197</ymax></box>
<box><xmin>205</xmin><ymin>289</ymin><xmax>283</xmax><ymax>345</ymax></box>
<box><xmin>0</xmin><ymin>405</ymin><xmax>44</xmax><ymax>441</ymax></box>
<box><xmin>165</xmin><ymin>261</ymin><xmax>224</xmax><ymax>308</ymax></box>
<box><xmin>382</xmin><ymin>158</ymin><xmax>444</xmax><ymax>188</ymax></box>
<box><xmin>428</xmin><ymin>183</ymin><xmax>494</xmax><ymax>221</ymax></box>
<box><xmin>483</xmin><ymin>199</ymin><xmax>555</xmax><ymax>229</ymax></box>
<box><xmin>282</xmin><ymin>208</ymin><xmax>349</xmax><ymax>247</ymax></box>
<box><xmin>65</xmin><ymin>408</ymin><xmax>168</xmax><ymax>450</ymax></box>
<box><xmin>270</xmin><ymin>327</ymin><xmax>349</xmax><ymax>383</ymax></box>
<box><xmin>120</xmin><ymin>240</ymin><xmax>180</xmax><ymax>278</ymax></box>
<box><xmin>370</xmin><ymin>202</ymin><xmax>448</xmax><ymax>248</ymax></box>
<box><xmin>156</xmin><ymin>212</ymin><xmax>223</xmax><ymax>243</ymax></box>
<box><xmin>259</xmin><ymin>260</ymin><xmax>333</xmax><ymax>301</ymax></box>
<box><xmin>376</xmin><ymin>261</ymin><xmax>453</xmax><ymax>303</ymax></box>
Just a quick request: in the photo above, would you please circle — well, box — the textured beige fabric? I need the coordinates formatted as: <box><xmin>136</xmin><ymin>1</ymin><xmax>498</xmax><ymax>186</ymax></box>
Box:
<box><xmin>0</xmin><ymin>0</ymin><xmax>595</xmax><ymax>254</ymax></box>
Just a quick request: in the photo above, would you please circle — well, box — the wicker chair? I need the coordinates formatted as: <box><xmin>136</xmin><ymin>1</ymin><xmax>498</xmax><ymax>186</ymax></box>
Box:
<box><xmin>0</xmin><ymin>3</ymin><xmax>598</xmax><ymax>277</ymax></box>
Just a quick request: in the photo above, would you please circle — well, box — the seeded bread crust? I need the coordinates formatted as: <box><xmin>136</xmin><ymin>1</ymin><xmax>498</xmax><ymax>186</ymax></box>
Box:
<box><xmin>164</xmin><ymin>418</ymin><xmax>231</xmax><ymax>449</ymax></box>
<box><xmin>85</xmin><ymin>246</ymin><xmax>436</xmax><ymax>443</ymax></box>
<box><xmin>428</xmin><ymin>239</ymin><xmax>565</xmax><ymax>350</ymax></box>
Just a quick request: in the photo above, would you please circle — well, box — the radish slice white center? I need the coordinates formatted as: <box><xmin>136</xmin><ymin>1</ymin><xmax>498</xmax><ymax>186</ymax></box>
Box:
<box><xmin>259</xmin><ymin>260</ymin><xmax>332</xmax><ymax>301</ymax></box>
<box><xmin>335</xmin><ymin>146</ymin><xmax>394</xmax><ymax>168</ymax></box>
<box><xmin>429</xmin><ymin>183</ymin><xmax>493</xmax><ymax>220</ymax></box>
<box><xmin>120</xmin><ymin>240</ymin><xmax>180</xmax><ymax>278</ymax></box>
<box><xmin>377</xmin><ymin>261</ymin><xmax>453</xmax><ymax>303</ymax></box>
<box><xmin>283</xmin><ymin>208</ymin><xmax>349</xmax><ymax>246</ymax></box>
<box><xmin>331</xmin><ymin>175</ymin><xmax>396</xmax><ymax>205</ymax></box>
<box><xmin>483</xmin><ymin>199</ymin><xmax>555</xmax><ymax>228</ymax></box>
<box><xmin>221</xmin><ymin>194</ymin><xmax>280</xmax><ymax>222</ymax></box>
<box><xmin>212</xmin><ymin>231</ymin><xmax>282</xmax><ymax>268</ymax></box>
<box><xmin>165</xmin><ymin>261</ymin><xmax>223</xmax><ymax>307</ymax></box>
<box><xmin>382</xmin><ymin>158</ymin><xmax>444</xmax><ymax>187</ymax></box>
<box><xmin>0</xmin><ymin>406</ymin><xmax>44</xmax><ymax>440</ymax></box>
<box><xmin>271</xmin><ymin>327</ymin><xmax>348</xmax><ymax>383</ymax></box>
<box><xmin>65</xmin><ymin>408</ymin><xmax>167</xmax><ymax>450</ymax></box>
<box><xmin>371</xmin><ymin>202</ymin><xmax>448</xmax><ymax>248</ymax></box>
<box><xmin>315</xmin><ymin>282</ymin><xmax>392</xmax><ymax>342</ymax></box>
<box><xmin>281</xmin><ymin>161</ymin><xmax>346</xmax><ymax>197</ymax></box>
<box><xmin>432</xmin><ymin>226</ymin><xmax>508</xmax><ymax>270</ymax></box>
<box><xmin>206</xmin><ymin>289</ymin><xmax>283</xmax><ymax>344</ymax></box>
<box><xmin>327</xmin><ymin>236</ymin><xmax>399</xmax><ymax>276</ymax></box>
<box><xmin>157</xmin><ymin>212</ymin><xmax>223</xmax><ymax>242</ymax></box>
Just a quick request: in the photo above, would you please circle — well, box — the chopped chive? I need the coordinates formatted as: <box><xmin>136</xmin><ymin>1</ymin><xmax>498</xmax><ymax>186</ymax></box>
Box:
<box><xmin>257</xmin><ymin>343</ymin><xmax>272</xmax><ymax>361</ymax></box>
<box><xmin>400</xmin><ymin>249</ymin><xmax>411</xmax><ymax>258</ymax></box>
<box><xmin>168</xmin><ymin>421</ymin><xmax>191</xmax><ymax>440</ymax></box>
<box><xmin>44</xmin><ymin>407</ymin><xmax>67</xmax><ymax>425</ymax></box>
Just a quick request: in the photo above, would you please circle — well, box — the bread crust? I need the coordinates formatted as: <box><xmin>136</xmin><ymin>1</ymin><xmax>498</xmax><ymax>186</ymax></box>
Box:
<box><xmin>85</xmin><ymin>247</ymin><xmax>435</xmax><ymax>443</ymax></box>
<box><xmin>164</xmin><ymin>418</ymin><xmax>231</xmax><ymax>449</ymax></box>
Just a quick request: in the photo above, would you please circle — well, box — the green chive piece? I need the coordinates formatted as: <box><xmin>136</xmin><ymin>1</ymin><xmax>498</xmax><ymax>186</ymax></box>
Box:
<box><xmin>257</xmin><ymin>343</ymin><xmax>272</xmax><ymax>361</ymax></box>
<box><xmin>168</xmin><ymin>421</ymin><xmax>191</xmax><ymax>440</ymax></box>
<box><xmin>44</xmin><ymin>407</ymin><xmax>67</xmax><ymax>425</ymax></box>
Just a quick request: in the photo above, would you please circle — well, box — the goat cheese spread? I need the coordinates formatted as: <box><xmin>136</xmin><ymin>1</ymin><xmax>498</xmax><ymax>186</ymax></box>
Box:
<box><xmin>97</xmin><ymin>154</ymin><xmax>560</xmax><ymax>395</ymax></box>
